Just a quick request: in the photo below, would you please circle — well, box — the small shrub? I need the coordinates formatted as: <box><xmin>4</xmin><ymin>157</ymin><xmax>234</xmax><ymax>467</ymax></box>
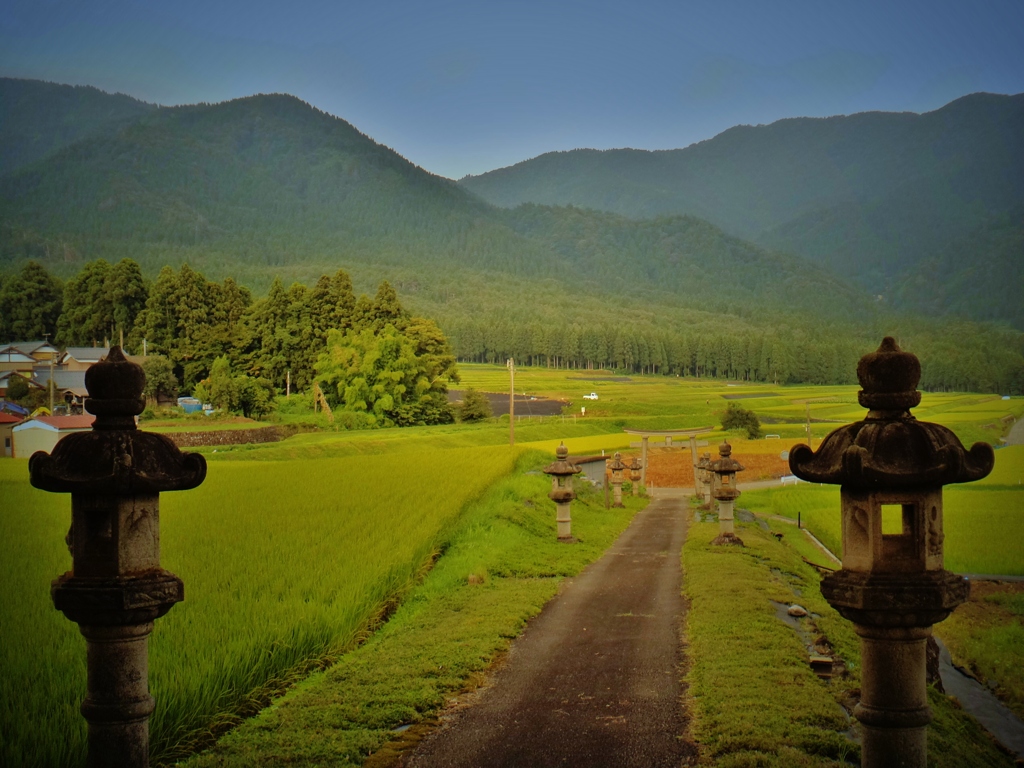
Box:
<box><xmin>459</xmin><ymin>388</ymin><xmax>492</xmax><ymax>422</ymax></box>
<box><xmin>722</xmin><ymin>402</ymin><xmax>761</xmax><ymax>439</ymax></box>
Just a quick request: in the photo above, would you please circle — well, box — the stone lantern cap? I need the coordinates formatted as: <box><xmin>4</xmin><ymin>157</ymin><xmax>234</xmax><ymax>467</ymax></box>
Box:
<box><xmin>608</xmin><ymin>452</ymin><xmax>626</xmax><ymax>472</ymax></box>
<box><xmin>543</xmin><ymin>442</ymin><xmax>582</xmax><ymax>478</ymax></box>
<box><xmin>629</xmin><ymin>456</ymin><xmax>641</xmax><ymax>471</ymax></box>
<box><xmin>711</xmin><ymin>442</ymin><xmax>744</xmax><ymax>475</ymax></box>
<box><xmin>711</xmin><ymin>441</ymin><xmax>743</xmax><ymax>500</ymax></box>
<box><xmin>789</xmin><ymin>338</ymin><xmax>993</xmax><ymax>489</ymax></box>
<box><xmin>30</xmin><ymin>347</ymin><xmax>207</xmax><ymax>495</ymax></box>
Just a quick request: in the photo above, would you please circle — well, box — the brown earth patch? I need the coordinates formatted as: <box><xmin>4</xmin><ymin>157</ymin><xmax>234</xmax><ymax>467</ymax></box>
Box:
<box><xmin>623</xmin><ymin>447</ymin><xmax>789</xmax><ymax>487</ymax></box>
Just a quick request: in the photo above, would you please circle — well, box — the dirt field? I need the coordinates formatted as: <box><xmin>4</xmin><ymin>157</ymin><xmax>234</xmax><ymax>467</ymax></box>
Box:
<box><xmin>625</xmin><ymin>446</ymin><xmax>791</xmax><ymax>487</ymax></box>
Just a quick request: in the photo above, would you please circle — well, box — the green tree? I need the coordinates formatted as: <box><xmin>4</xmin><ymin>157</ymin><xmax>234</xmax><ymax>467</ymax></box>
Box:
<box><xmin>205</xmin><ymin>356</ymin><xmax>237</xmax><ymax>411</ymax></box>
<box><xmin>316</xmin><ymin>323</ymin><xmax>455</xmax><ymax>427</ymax></box>
<box><xmin>721</xmin><ymin>402</ymin><xmax>761</xmax><ymax>439</ymax></box>
<box><xmin>56</xmin><ymin>258</ymin><xmax>112</xmax><ymax>345</ymax></box>
<box><xmin>107</xmin><ymin>258</ymin><xmax>147</xmax><ymax>342</ymax></box>
<box><xmin>0</xmin><ymin>261</ymin><xmax>62</xmax><ymax>342</ymax></box>
<box><xmin>234</xmin><ymin>375</ymin><xmax>276</xmax><ymax>419</ymax></box>
<box><xmin>459</xmin><ymin>387</ymin><xmax>492</xmax><ymax>422</ymax></box>
<box><xmin>141</xmin><ymin>356</ymin><xmax>178</xmax><ymax>403</ymax></box>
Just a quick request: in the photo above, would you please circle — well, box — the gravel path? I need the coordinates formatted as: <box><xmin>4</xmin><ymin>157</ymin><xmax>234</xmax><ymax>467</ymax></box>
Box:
<box><xmin>399</xmin><ymin>496</ymin><xmax>696</xmax><ymax>767</ymax></box>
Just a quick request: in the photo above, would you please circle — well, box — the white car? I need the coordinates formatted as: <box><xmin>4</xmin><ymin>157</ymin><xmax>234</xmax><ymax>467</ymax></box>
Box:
<box><xmin>583</xmin><ymin>392</ymin><xmax>599</xmax><ymax>400</ymax></box>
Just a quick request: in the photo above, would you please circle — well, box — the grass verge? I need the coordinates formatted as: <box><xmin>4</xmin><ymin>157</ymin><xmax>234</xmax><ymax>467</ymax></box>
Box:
<box><xmin>177</xmin><ymin>452</ymin><xmax>645</xmax><ymax>767</ymax></box>
<box><xmin>935</xmin><ymin>581</ymin><xmax>1024</xmax><ymax>722</ymax></box>
<box><xmin>683</xmin><ymin>514</ymin><xmax>1015</xmax><ymax>767</ymax></box>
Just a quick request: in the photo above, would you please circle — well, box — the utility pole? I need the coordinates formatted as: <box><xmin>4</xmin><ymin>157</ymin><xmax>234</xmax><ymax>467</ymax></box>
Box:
<box><xmin>507</xmin><ymin>357</ymin><xmax>515</xmax><ymax>447</ymax></box>
<box><xmin>286</xmin><ymin>370</ymin><xmax>291</xmax><ymax>399</ymax></box>
<box><xmin>805</xmin><ymin>403</ymin><xmax>813</xmax><ymax>448</ymax></box>
<box><xmin>49</xmin><ymin>355</ymin><xmax>55</xmax><ymax>413</ymax></box>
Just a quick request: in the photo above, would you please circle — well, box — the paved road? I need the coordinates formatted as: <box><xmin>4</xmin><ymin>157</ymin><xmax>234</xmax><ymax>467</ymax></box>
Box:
<box><xmin>400</xmin><ymin>494</ymin><xmax>695</xmax><ymax>768</ymax></box>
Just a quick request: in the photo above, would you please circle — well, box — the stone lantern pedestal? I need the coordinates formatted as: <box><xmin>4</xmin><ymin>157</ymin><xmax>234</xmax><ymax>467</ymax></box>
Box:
<box><xmin>790</xmin><ymin>338</ymin><xmax>993</xmax><ymax>768</ymax></box>
<box><xmin>29</xmin><ymin>348</ymin><xmax>207</xmax><ymax>768</ymax></box>
<box><xmin>543</xmin><ymin>442</ymin><xmax>581</xmax><ymax>541</ymax></box>
<box><xmin>629</xmin><ymin>456</ymin><xmax>642</xmax><ymax>496</ymax></box>
<box><xmin>608</xmin><ymin>452</ymin><xmax>626</xmax><ymax>508</ymax></box>
<box><xmin>711</xmin><ymin>442</ymin><xmax>744</xmax><ymax>546</ymax></box>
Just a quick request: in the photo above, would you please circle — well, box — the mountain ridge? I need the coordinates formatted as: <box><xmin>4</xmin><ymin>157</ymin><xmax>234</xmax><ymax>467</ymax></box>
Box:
<box><xmin>0</xmin><ymin>84</ymin><xmax>874</xmax><ymax>325</ymax></box>
<box><xmin>460</xmin><ymin>92</ymin><xmax>1024</xmax><ymax>327</ymax></box>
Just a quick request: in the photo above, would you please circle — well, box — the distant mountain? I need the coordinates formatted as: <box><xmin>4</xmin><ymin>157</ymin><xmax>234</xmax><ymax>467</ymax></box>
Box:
<box><xmin>460</xmin><ymin>93</ymin><xmax>1024</xmax><ymax>328</ymax></box>
<box><xmin>0</xmin><ymin>78</ymin><xmax>156</xmax><ymax>176</ymax></box>
<box><xmin>0</xmin><ymin>83</ymin><xmax>873</xmax><ymax>324</ymax></box>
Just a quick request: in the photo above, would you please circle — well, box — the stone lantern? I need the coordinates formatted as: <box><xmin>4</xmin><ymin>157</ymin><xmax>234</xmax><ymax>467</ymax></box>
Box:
<box><xmin>629</xmin><ymin>456</ymin><xmax>642</xmax><ymax>496</ymax></box>
<box><xmin>543</xmin><ymin>442</ymin><xmax>581</xmax><ymax>541</ymax></box>
<box><xmin>710</xmin><ymin>441</ymin><xmax>744</xmax><ymax>545</ymax></box>
<box><xmin>608</xmin><ymin>452</ymin><xmax>626</xmax><ymax>508</ymax></box>
<box><xmin>789</xmin><ymin>338</ymin><xmax>993</xmax><ymax>768</ymax></box>
<box><xmin>696</xmin><ymin>452</ymin><xmax>713</xmax><ymax>507</ymax></box>
<box><xmin>29</xmin><ymin>348</ymin><xmax>207</xmax><ymax>768</ymax></box>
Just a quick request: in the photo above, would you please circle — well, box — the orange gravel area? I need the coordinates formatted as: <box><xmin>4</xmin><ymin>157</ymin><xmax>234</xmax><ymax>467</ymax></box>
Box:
<box><xmin>626</xmin><ymin>447</ymin><xmax>792</xmax><ymax>487</ymax></box>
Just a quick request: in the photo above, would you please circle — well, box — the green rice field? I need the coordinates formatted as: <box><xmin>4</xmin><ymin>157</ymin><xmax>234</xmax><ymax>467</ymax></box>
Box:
<box><xmin>0</xmin><ymin>446</ymin><xmax>518</xmax><ymax>767</ymax></box>
<box><xmin>3</xmin><ymin>364</ymin><xmax>1021</xmax><ymax>766</ymax></box>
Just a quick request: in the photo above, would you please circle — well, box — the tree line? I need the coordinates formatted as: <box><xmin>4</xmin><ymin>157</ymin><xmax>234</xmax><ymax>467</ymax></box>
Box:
<box><xmin>2</xmin><ymin>259</ymin><xmax>1022</xmax><ymax>398</ymax></box>
<box><xmin>0</xmin><ymin>259</ymin><xmax>458</xmax><ymax>426</ymax></box>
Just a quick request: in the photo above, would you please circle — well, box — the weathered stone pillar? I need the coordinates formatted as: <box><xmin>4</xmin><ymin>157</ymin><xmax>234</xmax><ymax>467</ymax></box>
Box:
<box><xmin>629</xmin><ymin>456</ymin><xmax>642</xmax><ymax>496</ymax></box>
<box><xmin>608</xmin><ymin>452</ymin><xmax>626</xmax><ymax>508</ymax></box>
<box><xmin>543</xmin><ymin>442</ymin><xmax>581</xmax><ymax>541</ymax></box>
<box><xmin>697</xmin><ymin>452</ymin><xmax>713</xmax><ymax>507</ymax></box>
<box><xmin>790</xmin><ymin>337</ymin><xmax>993</xmax><ymax>768</ymax></box>
<box><xmin>29</xmin><ymin>347</ymin><xmax>207</xmax><ymax>768</ymax></box>
<box><xmin>711</xmin><ymin>441</ymin><xmax>744</xmax><ymax>546</ymax></box>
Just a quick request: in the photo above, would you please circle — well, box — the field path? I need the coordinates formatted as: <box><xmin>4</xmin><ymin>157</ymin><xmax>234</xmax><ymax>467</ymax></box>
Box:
<box><xmin>1006</xmin><ymin>417</ymin><xmax>1024</xmax><ymax>445</ymax></box>
<box><xmin>398</xmin><ymin>490</ymin><xmax>696</xmax><ymax>768</ymax></box>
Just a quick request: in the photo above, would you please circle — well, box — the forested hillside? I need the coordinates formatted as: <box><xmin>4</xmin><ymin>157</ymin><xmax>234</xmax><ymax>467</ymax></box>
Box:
<box><xmin>1</xmin><ymin>81</ymin><xmax>1022</xmax><ymax>394</ymax></box>
<box><xmin>460</xmin><ymin>93</ymin><xmax>1024</xmax><ymax>328</ymax></box>
<box><xmin>0</xmin><ymin>78</ymin><xmax>156</xmax><ymax>177</ymax></box>
<box><xmin>0</xmin><ymin>87</ymin><xmax>874</xmax><ymax>322</ymax></box>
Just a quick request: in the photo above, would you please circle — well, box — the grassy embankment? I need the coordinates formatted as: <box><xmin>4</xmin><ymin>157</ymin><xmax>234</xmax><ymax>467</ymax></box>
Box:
<box><xmin>738</xmin><ymin>444</ymin><xmax>1024</xmax><ymax>755</ymax></box>
<box><xmin>684</xmin><ymin>516</ymin><xmax>1016</xmax><ymax>767</ymax></box>
<box><xmin>178</xmin><ymin>452</ymin><xmax>644</xmax><ymax>767</ymax></box>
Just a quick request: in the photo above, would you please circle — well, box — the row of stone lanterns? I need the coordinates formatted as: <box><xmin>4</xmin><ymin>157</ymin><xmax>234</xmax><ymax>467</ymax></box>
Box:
<box><xmin>32</xmin><ymin>339</ymin><xmax>991</xmax><ymax>768</ymax></box>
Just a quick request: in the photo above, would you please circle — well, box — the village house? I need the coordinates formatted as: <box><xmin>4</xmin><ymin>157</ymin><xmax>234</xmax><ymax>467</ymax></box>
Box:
<box><xmin>30</xmin><ymin>370</ymin><xmax>89</xmax><ymax>412</ymax></box>
<box><xmin>11</xmin><ymin>414</ymin><xmax>95</xmax><ymax>458</ymax></box>
<box><xmin>0</xmin><ymin>412</ymin><xmax>23</xmax><ymax>457</ymax></box>
<box><xmin>0</xmin><ymin>344</ymin><xmax>40</xmax><ymax>376</ymax></box>
<box><xmin>62</xmin><ymin>346</ymin><xmax>109</xmax><ymax>372</ymax></box>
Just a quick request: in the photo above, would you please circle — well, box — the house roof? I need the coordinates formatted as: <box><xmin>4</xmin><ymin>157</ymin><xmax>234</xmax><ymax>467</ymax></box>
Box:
<box><xmin>32</xmin><ymin>370</ymin><xmax>88</xmax><ymax>396</ymax></box>
<box><xmin>6</xmin><ymin>341</ymin><xmax>59</xmax><ymax>356</ymax></box>
<box><xmin>0</xmin><ymin>348</ymin><xmax>37</xmax><ymax>364</ymax></box>
<box><xmin>0</xmin><ymin>370</ymin><xmax>43</xmax><ymax>388</ymax></box>
<box><xmin>0</xmin><ymin>412</ymin><xmax>23</xmax><ymax>425</ymax></box>
<box><xmin>13</xmin><ymin>415</ymin><xmax>95</xmax><ymax>432</ymax></box>
<box><xmin>63</xmin><ymin>346</ymin><xmax>109</xmax><ymax>363</ymax></box>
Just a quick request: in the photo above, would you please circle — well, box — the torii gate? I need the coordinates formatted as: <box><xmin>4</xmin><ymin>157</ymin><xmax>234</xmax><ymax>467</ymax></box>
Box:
<box><xmin>623</xmin><ymin>427</ymin><xmax>714</xmax><ymax>487</ymax></box>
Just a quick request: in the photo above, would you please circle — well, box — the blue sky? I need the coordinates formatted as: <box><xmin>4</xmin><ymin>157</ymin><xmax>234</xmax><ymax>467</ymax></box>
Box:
<box><xmin>2</xmin><ymin>0</ymin><xmax>1022</xmax><ymax>178</ymax></box>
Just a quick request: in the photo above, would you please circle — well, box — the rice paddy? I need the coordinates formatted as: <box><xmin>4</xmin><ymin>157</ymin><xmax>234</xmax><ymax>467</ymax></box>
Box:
<box><xmin>2</xmin><ymin>363</ymin><xmax>1021</xmax><ymax>766</ymax></box>
<box><xmin>0</xmin><ymin>447</ymin><xmax>517</xmax><ymax>768</ymax></box>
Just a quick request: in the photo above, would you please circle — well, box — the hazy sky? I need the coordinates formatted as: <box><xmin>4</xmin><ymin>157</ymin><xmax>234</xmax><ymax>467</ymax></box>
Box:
<box><xmin>2</xmin><ymin>1</ymin><xmax>1023</xmax><ymax>179</ymax></box>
